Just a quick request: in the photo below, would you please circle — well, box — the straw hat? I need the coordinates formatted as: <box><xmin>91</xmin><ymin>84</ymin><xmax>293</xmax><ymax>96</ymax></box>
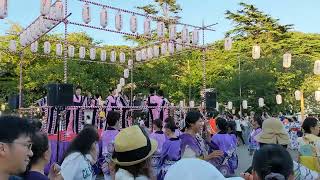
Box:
<box><xmin>255</xmin><ymin>118</ymin><xmax>290</xmax><ymax>145</ymax></box>
<box><xmin>112</xmin><ymin>125</ymin><xmax>157</xmax><ymax>166</ymax></box>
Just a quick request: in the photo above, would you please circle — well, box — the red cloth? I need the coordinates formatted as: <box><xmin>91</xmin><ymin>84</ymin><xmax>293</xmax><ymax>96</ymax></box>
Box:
<box><xmin>47</xmin><ymin>129</ymin><xmax>104</xmax><ymax>142</ymax></box>
<box><xmin>209</xmin><ymin>118</ymin><xmax>218</xmax><ymax>134</ymax></box>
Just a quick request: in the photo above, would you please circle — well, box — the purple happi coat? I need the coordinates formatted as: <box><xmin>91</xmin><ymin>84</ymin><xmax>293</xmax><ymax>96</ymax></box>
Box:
<box><xmin>147</xmin><ymin>95</ymin><xmax>162</xmax><ymax>127</ymax></box>
<box><xmin>101</xmin><ymin>127</ymin><xmax>119</xmax><ymax>176</ymax></box>
<box><xmin>249</xmin><ymin>128</ymin><xmax>262</xmax><ymax>150</ymax></box>
<box><xmin>149</xmin><ymin>131</ymin><xmax>166</xmax><ymax>176</ymax></box>
<box><xmin>159</xmin><ymin>98</ymin><xmax>170</xmax><ymax>122</ymax></box>
<box><xmin>105</xmin><ymin>95</ymin><xmax>117</xmax><ymax>112</ymax></box>
<box><xmin>180</xmin><ymin>133</ymin><xmax>207</xmax><ymax>158</ymax></box>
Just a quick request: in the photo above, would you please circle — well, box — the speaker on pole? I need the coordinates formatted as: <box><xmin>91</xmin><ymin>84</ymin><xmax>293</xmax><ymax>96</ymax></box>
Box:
<box><xmin>205</xmin><ymin>88</ymin><xmax>217</xmax><ymax>110</ymax></box>
<box><xmin>46</xmin><ymin>84</ymin><xmax>73</xmax><ymax>106</ymax></box>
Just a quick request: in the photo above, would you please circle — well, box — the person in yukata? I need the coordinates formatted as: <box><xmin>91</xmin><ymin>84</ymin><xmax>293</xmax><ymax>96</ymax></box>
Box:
<box><xmin>116</xmin><ymin>92</ymin><xmax>129</xmax><ymax>129</ymax></box>
<box><xmin>158</xmin><ymin>90</ymin><xmax>170</xmax><ymax>122</ymax></box>
<box><xmin>105</xmin><ymin>88</ymin><xmax>117</xmax><ymax>112</ymax></box>
<box><xmin>147</xmin><ymin>88</ymin><xmax>162</xmax><ymax>129</ymax></box>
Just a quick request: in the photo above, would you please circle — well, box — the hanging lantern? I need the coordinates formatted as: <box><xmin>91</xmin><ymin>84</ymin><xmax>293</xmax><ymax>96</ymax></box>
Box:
<box><xmin>49</xmin><ymin>6</ymin><xmax>58</xmax><ymax>26</ymax></box>
<box><xmin>157</xmin><ymin>21</ymin><xmax>165</xmax><ymax>38</ymax></box>
<box><xmin>130</xmin><ymin>14</ymin><xmax>137</xmax><ymax>33</ymax></box>
<box><xmin>68</xmin><ymin>45</ymin><xmax>75</xmax><ymax>58</ymax></box>
<box><xmin>168</xmin><ymin>42</ymin><xmax>174</xmax><ymax>54</ymax></box>
<box><xmin>314</xmin><ymin>60</ymin><xmax>320</xmax><ymax>75</ymax></box>
<box><xmin>227</xmin><ymin>101</ymin><xmax>233</xmax><ymax>110</ymax></box>
<box><xmin>189</xmin><ymin>101</ymin><xmax>195</xmax><ymax>108</ymax></box>
<box><xmin>276</xmin><ymin>95</ymin><xmax>282</xmax><ymax>105</ymax></box>
<box><xmin>176</xmin><ymin>38</ymin><xmax>183</xmax><ymax>52</ymax></box>
<box><xmin>252</xmin><ymin>45</ymin><xmax>261</xmax><ymax>59</ymax></box>
<box><xmin>25</xmin><ymin>29</ymin><xmax>33</xmax><ymax>44</ymax></box>
<box><xmin>179</xmin><ymin>101</ymin><xmax>184</xmax><ymax>107</ymax></box>
<box><xmin>192</xmin><ymin>29</ymin><xmax>199</xmax><ymax>45</ymax></box>
<box><xmin>9</xmin><ymin>40</ymin><xmax>16</xmax><ymax>52</ymax></box>
<box><xmin>100</xmin><ymin>7</ymin><xmax>108</xmax><ymax>28</ymax></box>
<box><xmin>143</xmin><ymin>18</ymin><xmax>151</xmax><ymax>36</ymax></box>
<box><xmin>39</xmin><ymin>17</ymin><xmax>48</xmax><ymax>33</ymax></box>
<box><xmin>40</xmin><ymin>0</ymin><xmax>51</xmax><ymax>16</ymax></box>
<box><xmin>242</xmin><ymin>100</ymin><xmax>248</xmax><ymax>109</ymax></box>
<box><xmin>315</xmin><ymin>90</ymin><xmax>320</xmax><ymax>102</ymax></box>
<box><xmin>147</xmin><ymin>47</ymin><xmax>153</xmax><ymax>59</ymax></box>
<box><xmin>119</xmin><ymin>52</ymin><xmax>125</xmax><ymax>63</ymax></box>
<box><xmin>82</xmin><ymin>3</ymin><xmax>91</xmax><ymax>24</ymax></box>
<box><xmin>32</xmin><ymin>24</ymin><xmax>42</xmax><ymax>39</ymax></box>
<box><xmin>161</xmin><ymin>42</ymin><xmax>167</xmax><ymax>55</ymax></box>
<box><xmin>55</xmin><ymin>0</ymin><xmax>64</xmax><ymax>20</ymax></box>
<box><xmin>100</xmin><ymin>50</ymin><xmax>106</xmax><ymax>61</ymax></box>
<box><xmin>30</xmin><ymin>41</ymin><xmax>38</xmax><ymax>53</ymax></box>
<box><xmin>295</xmin><ymin>90</ymin><xmax>301</xmax><ymax>101</ymax></box>
<box><xmin>135</xmin><ymin>51</ymin><xmax>141</xmax><ymax>62</ymax></box>
<box><xmin>128</xmin><ymin>59</ymin><xmax>133</xmax><ymax>69</ymax></box>
<box><xmin>43</xmin><ymin>41</ymin><xmax>51</xmax><ymax>54</ymax></box>
<box><xmin>153</xmin><ymin>45</ymin><xmax>159</xmax><ymax>58</ymax></box>
<box><xmin>169</xmin><ymin>24</ymin><xmax>176</xmax><ymax>40</ymax></box>
<box><xmin>216</xmin><ymin>102</ymin><xmax>219</xmax><ymax>110</ymax></box>
<box><xmin>224</xmin><ymin>37</ymin><xmax>232</xmax><ymax>51</ymax></box>
<box><xmin>56</xmin><ymin>43</ymin><xmax>62</xmax><ymax>56</ymax></box>
<box><xmin>79</xmin><ymin>47</ymin><xmax>86</xmax><ymax>59</ymax></box>
<box><xmin>120</xmin><ymin>78</ymin><xmax>125</xmax><ymax>86</ymax></box>
<box><xmin>110</xmin><ymin>51</ymin><xmax>116</xmax><ymax>62</ymax></box>
<box><xmin>258</xmin><ymin>98</ymin><xmax>264</xmax><ymax>107</ymax></box>
<box><xmin>117</xmin><ymin>84</ymin><xmax>122</xmax><ymax>92</ymax></box>
<box><xmin>283</xmin><ymin>52</ymin><xmax>292</xmax><ymax>68</ymax></box>
<box><xmin>90</xmin><ymin>48</ymin><xmax>96</xmax><ymax>60</ymax></box>
<box><xmin>141</xmin><ymin>49</ymin><xmax>147</xmax><ymax>61</ymax></box>
<box><xmin>182</xmin><ymin>26</ymin><xmax>189</xmax><ymax>43</ymax></box>
<box><xmin>124</xmin><ymin>69</ymin><xmax>129</xmax><ymax>78</ymax></box>
<box><xmin>19</xmin><ymin>32</ymin><xmax>27</xmax><ymax>47</ymax></box>
<box><xmin>115</xmin><ymin>11</ymin><xmax>122</xmax><ymax>31</ymax></box>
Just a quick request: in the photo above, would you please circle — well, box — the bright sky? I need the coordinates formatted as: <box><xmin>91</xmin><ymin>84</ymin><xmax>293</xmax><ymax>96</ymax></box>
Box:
<box><xmin>0</xmin><ymin>0</ymin><xmax>319</xmax><ymax>46</ymax></box>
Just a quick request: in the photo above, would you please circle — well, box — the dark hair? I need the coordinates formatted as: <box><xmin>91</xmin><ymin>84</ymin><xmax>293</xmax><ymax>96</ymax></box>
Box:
<box><xmin>27</xmin><ymin>132</ymin><xmax>49</xmax><ymax>169</ymax></box>
<box><xmin>158</xmin><ymin>90</ymin><xmax>164</xmax><ymax>97</ymax></box>
<box><xmin>253</xmin><ymin>144</ymin><xmax>293</xmax><ymax>180</ymax></box>
<box><xmin>109</xmin><ymin>88</ymin><xmax>115</xmax><ymax>93</ymax></box>
<box><xmin>185</xmin><ymin>111</ymin><xmax>202</xmax><ymax>129</ymax></box>
<box><xmin>216</xmin><ymin>117</ymin><xmax>228</xmax><ymax>132</ymax></box>
<box><xmin>302</xmin><ymin>117</ymin><xmax>318</xmax><ymax>134</ymax></box>
<box><xmin>61</xmin><ymin>127</ymin><xmax>99</xmax><ymax>163</ymax></box>
<box><xmin>253</xmin><ymin>115</ymin><xmax>263</xmax><ymax>128</ymax></box>
<box><xmin>0</xmin><ymin>116</ymin><xmax>35</xmax><ymax>143</ymax></box>
<box><xmin>149</xmin><ymin>88</ymin><xmax>155</xmax><ymax>94</ymax></box>
<box><xmin>106</xmin><ymin>111</ymin><xmax>120</xmax><ymax>127</ymax></box>
<box><xmin>29</xmin><ymin>119</ymin><xmax>43</xmax><ymax>131</ymax></box>
<box><xmin>94</xmin><ymin>93</ymin><xmax>101</xmax><ymax>99</ymax></box>
<box><xmin>164</xmin><ymin>117</ymin><xmax>177</xmax><ymax>132</ymax></box>
<box><xmin>75</xmin><ymin>85</ymin><xmax>82</xmax><ymax>90</ymax></box>
<box><xmin>153</xmin><ymin>119</ymin><xmax>163</xmax><ymax>129</ymax></box>
<box><xmin>115</xmin><ymin>158</ymin><xmax>151</xmax><ymax>178</ymax></box>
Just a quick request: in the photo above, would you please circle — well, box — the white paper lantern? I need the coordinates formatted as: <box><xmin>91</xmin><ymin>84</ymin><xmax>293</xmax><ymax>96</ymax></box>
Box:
<box><xmin>295</xmin><ymin>90</ymin><xmax>301</xmax><ymax>101</ymax></box>
<box><xmin>79</xmin><ymin>47</ymin><xmax>86</xmax><ymax>59</ymax></box>
<box><xmin>128</xmin><ymin>59</ymin><xmax>133</xmax><ymax>67</ymax></box>
<box><xmin>141</xmin><ymin>49</ymin><xmax>147</xmax><ymax>61</ymax></box>
<box><xmin>110</xmin><ymin>51</ymin><xmax>116</xmax><ymax>62</ymax></box>
<box><xmin>242</xmin><ymin>100</ymin><xmax>248</xmax><ymax>109</ymax></box>
<box><xmin>82</xmin><ymin>3</ymin><xmax>91</xmax><ymax>24</ymax></box>
<box><xmin>283</xmin><ymin>53</ymin><xmax>292</xmax><ymax>68</ymax></box>
<box><xmin>119</xmin><ymin>52</ymin><xmax>125</xmax><ymax>63</ymax></box>
<box><xmin>19</xmin><ymin>32</ymin><xmax>27</xmax><ymax>47</ymax></box>
<box><xmin>68</xmin><ymin>45</ymin><xmax>75</xmax><ymax>57</ymax></box>
<box><xmin>168</xmin><ymin>42</ymin><xmax>174</xmax><ymax>54</ymax></box>
<box><xmin>90</xmin><ymin>48</ymin><xmax>96</xmax><ymax>60</ymax></box>
<box><xmin>227</xmin><ymin>101</ymin><xmax>233</xmax><ymax>110</ymax></box>
<box><xmin>314</xmin><ymin>60</ymin><xmax>320</xmax><ymax>75</ymax></box>
<box><xmin>169</xmin><ymin>24</ymin><xmax>176</xmax><ymax>40</ymax></box>
<box><xmin>25</xmin><ymin>30</ymin><xmax>33</xmax><ymax>44</ymax></box>
<box><xmin>30</xmin><ymin>41</ymin><xmax>38</xmax><ymax>53</ymax></box>
<box><xmin>258</xmin><ymin>98</ymin><xmax>264</xmax><ymax>107</ymax></box>
<box><xmin>124</xmin><ymin>69</ymin><xmax>129</xmax><ymax>78</ymax></box>
<box><xmin>276</xmin><ymin>95</ymin><xmax>282</xmax><ymax>105</ymax></box>
<box><xmin>40</xmin><ymin>0</ymin><xmax>51</xmax><ymax>16</ymax></box>
<box><xmin>56</xmin><ymin>43</ymin><xmax>62</xmax><ymax>56</ymax></box>
<box><xmin>119</xmin><ymin>78</ymin><xmax>125</xmax><ymax>86</ymax></box>
<box><xmin>224</xmin><ymin>37</ymin><xmax>232</xmax><ymax>51</ymax></box>
<box><xmin>315</xmin><ymin>90</ymin><xmax>320</xmax><ymax>102</ymax></box>
<box><xmin>117</xmin><ymin>84</ymin><xmax>122</xmax><ymax>92</ymax></box>
<box><xmin>9</xmin><ymin>40</ymin><xmax>16</xmax><ymax>52</ymax></box>
<box><xmin>43</xmin><ymin>41</ymin><xmax>51</xmax><ymax>54</ymax></box>
<box><xmin>147</xmin><ymin>47</ymin><xmax>153</xmax><ymax>59</ymax></box>
<box><xmin>176</xmin><ymin>38</ymin><xmax>183</xmax><ymax>52</ymax></box>
<box><xmin>161</xmin><ymin>42</ymin><xmax>167</xmax><ymax>55</ymax></box>
<box><xmin>100</xmin><ymin>50</ymin><xmax>106</xmax><ymax>61</ymax></box>
<box><xmin>153</xmin><ymin>45</ymin><xmax>159</xmax><ymax>57</ymax></box>
<box><xmin>49</xmin><ymin>7</ymin><xmax>58</xmax><ymax>26</ymax></box>
<box><xmin>115</xmin><ymin>11</ymin><xmax>122</xmax><ymax>31</ymax></box>
<box><xmin>182</xmin><ymin>26</ymin><xmax>189</xmax><ymax>43</ymax></box>
<box><xmin>55</xmin><ymin>1</ymin><xmax>64</xmax><ymax>20</ymax></box>
<box><xmin>216</xmin><ymin>102</ymin><xmax>219</xmax><ymax>110</ymax></box>
<box><xmin>143</xmin><ymin>18</ymin><xmax>151</xmax><ymax>36</ymax></box>
<box><xmin>179</xmin><ymin>101</ymin><xmax>184</xmax><ymax>107</ymax></box>
<box><xmin>252</xmin><ymin>45</ymin><xmax>261</xmax><ymax>59</ymax></box>
<box><xmin>100</xmin><ymin>7</ymin><xmax>108</xmax><ymax>28</ymax></box>
<box><xmin>189</xmin><ymin>101</ymin><xmax>195</xmax><ymax>108</ymax></box>
<box><xmin>157</xmin><ymin>21</ymin><xmax>165</xmax><ymax>38</ymax></box>
<box><xmin>192</xmin><ymin>29</ymin><xmax>199</xmax><ymax>45</ymax></box>
<box><xmin>0</xmin><ymin>0</ymin><xmax>7</xmax><ymax>19</ymax></box>
<box><xmin>135</xmin><ymin>51</ymin><xmax>141</xmax><ymax>62</ymax></box>
<box><xmin>130</xmin><ymin>14</ymin><xmax>137</xmax><ymax>33</ymax></box>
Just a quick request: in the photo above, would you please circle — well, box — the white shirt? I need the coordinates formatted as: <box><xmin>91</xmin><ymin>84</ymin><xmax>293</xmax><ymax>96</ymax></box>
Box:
<box><xmin>235</xmin><ymin>120</ymin><xmax>242</xmax><ymax>132</ymax></box>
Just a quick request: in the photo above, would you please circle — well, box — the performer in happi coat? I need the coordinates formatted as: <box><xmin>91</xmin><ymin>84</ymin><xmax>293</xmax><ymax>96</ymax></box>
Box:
<box><xmin>116</xmin><ymin>92</ymin><xmax>129</xmax><ymax>128</ymax></box>
<box><xmin>248</xmin><ymin>116</ymin><xmax>263</xmax><ymax>155</ymax></box>
<box><xmin>147</xmin><ymin>88</ymin><xmax>162</xmax><ymax>128</ymax></box>
<box><xmin>158</xmin><ymin>118</ymin><xmax>181</xmax><ymax>180</ymax></box>
<box><xmin>158</xmin><ymin>90</ymin><xmax>170</xmax><ymax>122</ymax></box>
<box><xmin>84</xmin><ymin>92</ymin><xmax>100</xmax><ymax>128</ymax></box>
<box><xmin>105</xmin><ymin>88</ymin><xmax>117</xmax><ymax>112</ymax></box>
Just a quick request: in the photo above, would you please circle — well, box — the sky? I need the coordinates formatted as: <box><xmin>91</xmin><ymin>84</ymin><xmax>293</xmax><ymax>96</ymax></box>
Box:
<box><xmin>0</xmin><ymin>0</ymin><xmax>319</xmax><ymax>46</ymax></box>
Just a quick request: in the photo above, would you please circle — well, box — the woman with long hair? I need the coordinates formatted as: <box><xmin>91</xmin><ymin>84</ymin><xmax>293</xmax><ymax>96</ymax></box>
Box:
<box><xmin>248</xmin><ymin>116</ymin><xmax>262</xmax><ymax>156</ymax></box>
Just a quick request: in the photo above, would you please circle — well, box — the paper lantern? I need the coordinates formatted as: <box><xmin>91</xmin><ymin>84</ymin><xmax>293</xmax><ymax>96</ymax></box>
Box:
<box><xmin>227</xmin><ymin>101</ymin><xmax>233</xmax><ymax>110</ymax></box>
<box><xmin>252</xmin><ymin>45</ymin><xmax>261</xmax><ymax>59</ymax></box>
<box><xmin>119</xmin><ymin>52</ymin><xmax>125</xmax><ymax>63</ymax></box>
<box><xmin>182</xmin><ymin>26</ymin><xmax>189</xmax><ymax>43</ymax></box>
<box><xmin>90</xmin><ymin>48</ymin><xmax>96</xmax><ymax>60</ymax></box>
<box><xmin>295</xmin><ymin>90</ymin><xmax>301</xmax><ymax>101</ymax></box>
<box><xmin>176</xmin><ymin>38</ymin><xmax>183</xmax><ymax>52</ymax></box>
<box><xmin>40</xmin><ymin>0</ymin><xmax>51</xmax><ymax>16</ymax></box>
<box><xmin>100</xmin><ymin>7</ymin><xmax>108</xmax><ymax>28</ymax></box>
<box><xmin>314</xmin><ymin>60</ymin><xmax>320</xmax><ymax>75</ymax></box>
<box><xmin>117</xmin><ymin>84</ymin><xmax>122</xmax><ymax>92</ymax></box>
<box><xmin>153</xmin><ymin>45</ymin><xmax>159</xmax><ymax>57</ymax></box>
<box><xmin>276</xmin><ymin>95</ymin><xmax>282</xmax><ymax>105</ymax></box>
<box><xmin>49</xmin><ymin>6</ymin><xmax>58</xmax><ymax>26</ymax></box>
<box><xmin>43</xmin><ymin>41</ymin><xmax>51</xmax><ymax>54</ymax></box>
<box><xmin>169</xmin><ymin>24</ymin><xmax>176</xmax><ymax>40</ymax></box>
<box><xmin>168</xmin><ymin>42</ymin><xmax>174</xmax><ymax>54</ymax></box>
<box><xmin>216</xmin><ymin>102</ymin><xmax>219</xmax><ymax>110</ymax></box>
<box><xmin>115</xmin><ymin>11</ymin><xmax>122</xmax><ymax>31</ymax></box>
<box><xmin>19</xmin><ymin>33</ymin><xmax>27</xmax><ymax>47</ymax></box>
<box><xmin>189</xmin><ymin>101</ymin><xmax>195</xmax><ymax>108</ymax></box>
<box><xmin>82</xmin><ymin>3</ymin><xmax>91</xmax><ymax>24</ymax></box>
<box><xmin>192</xmin><ymin>29</ymin><xmax>199</xmax><ymax>45</ymax></box>
<box><xmin>100</xmin><ymin>50</ymin><xmax>106</xmax><ymax>61</ymax></box>
<box><xmin>147</xmin><ymin>47</ymin><xmax>153</xmax><ymax>59</ymax></box>
<box><xmin>283</xmin><ymin>53</ymin><xmax>292</xmax><ymax>68</ymax></box>
<box><xmin>143</xmin><ymin>18</ymin><xmax>151</xmax><ymax>36</ymax></box>
<box><xmin>157</xmin><ymin>21</ymin><xmax>165</xmax><ymax>38</ymax></box>
<box><xmin>56</xmin><ymin>43</ymin><xmax>62</xmax><ymax>56</ymax></box>
<box><xmin>141</xmin><ymin>49</ymin><xmax>147</xmax><ymax>61</ymax></box>
<box><xmin>79</xmin><ymin>47</ymin><xmax>86</xmax><ymax>59</ymax></box>
<box><xmin>110</xmin><ymin>51</ymin><xmax>116</xmax><ymax>62</ymax></box>
<box><xmin>161</xmin><ymin>42</ymin><xmax>167</xmax><ymax>55</ymax></box>
<box><xmin>258</xmin><ymin>98</ymin><xmax>264</xmax><ymax>107</ymax></box>
<box><xmin>55</xmin><ymin>0</ymin><xmax>64</xmax><ymax>20</ymax></box>
<box><xmin>124</xmin><ymin>69</ymin><xmax>129</xmax><ymax>78</ymax></box>
<box><xmin>120</xmin><ymin>78</ymin><xmax>125</xmax><ymax>86</ymax></box>
<box><xmin>135</xmin><ymin>51</ymin><xmax>141</xmax><ymax>62</ymax></box>
<box><xmin>179</xmin><ymin>101</ymin><xmax>184</xmax><ymax>107</ymax></box>
<box><xmin>128</xmin><ymin>59</ymin><xmax>133</xmax><ymax>67</ymax></box>
<box><xmin>38</xmin><ymin>17</ymin><xmax>48</xmax><ymax>33</ymax></box>
<box><xmin>130</xmin><ymin>14</ymin><xmax>137</xmax><ymax>33</ymax></box>
<box><xmin>30</xmin><ymin>41</ymin><xmax>38</xmax><ymax>53</ymax></box>
<box><xmin>68</xmin><ymin>45</ymin><xmax>75</xmax><ymax>57</ymax></box>
<box><xmin>242</xmin><ymin>100</ymin><xmax>248</xmax><ymax>109</ymax></box>
<box><xmin>9</xmin><ymin>40</ymin><xmax>16</xmax><ymax>52</ymax></box>
<box><xmin>315</xmin><ymin>90</ymin><xmax>320</xmax><ymax>102</ymax></box>
<box><xmin>224</xmin><ymin>37</ymin><xmax>232</xmax><ymax>51</ymax></box>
